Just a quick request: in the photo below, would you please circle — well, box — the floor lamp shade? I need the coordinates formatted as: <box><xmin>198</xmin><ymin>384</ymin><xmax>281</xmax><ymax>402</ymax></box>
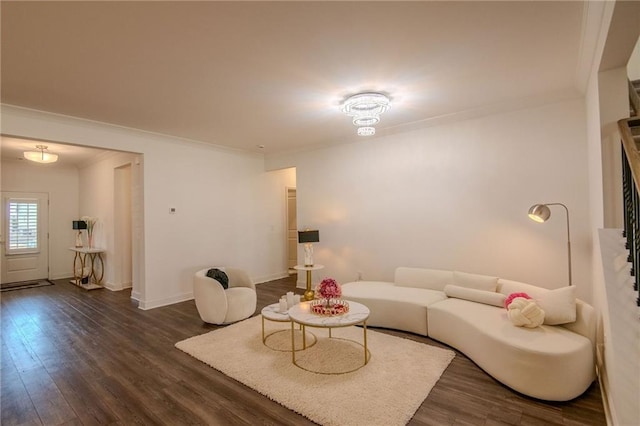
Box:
<box><xmin>528</xmin><ymin>204</ymin><xmax>551</xmax><ymax>223</ymax></box>
<box><xmin>527</xmin><ymin>203</ymin><xmax>572</xmax><ymax>286</ymax></box>
<box><xmin>298</xmin><ymin>230</ymin><xmax>319</xmax><ymax>266</ymax></box>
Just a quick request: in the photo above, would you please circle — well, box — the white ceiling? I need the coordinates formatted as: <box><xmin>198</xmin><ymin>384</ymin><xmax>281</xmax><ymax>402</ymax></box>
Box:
<box><xmin>1</xmin><ymin>1</ymin><xmax>588</xmax><ymax>156</ymax></box>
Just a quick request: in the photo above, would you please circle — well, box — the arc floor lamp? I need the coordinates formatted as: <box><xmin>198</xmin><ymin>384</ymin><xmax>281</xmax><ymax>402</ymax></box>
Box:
<box><xmin>528</xmin><ymin>203</ymin><xmax>572</xmax><ymax>286</ymax></box>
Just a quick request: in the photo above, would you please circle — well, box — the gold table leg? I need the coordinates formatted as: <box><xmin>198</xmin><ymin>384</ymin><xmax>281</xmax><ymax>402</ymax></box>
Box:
<box><xmin>291</xmin><ymin>320</ymin><xmax>296</xmax><ymax>363</ymax></box>
<box><xmin>364</xmin><ymin>320</ymin><xmax>369</xmax><ymax>365</ymax></box>
<box><xmin>304</xmin><ymin>270</ymin><xmax>315</xmax><ymax>301</ymax></box>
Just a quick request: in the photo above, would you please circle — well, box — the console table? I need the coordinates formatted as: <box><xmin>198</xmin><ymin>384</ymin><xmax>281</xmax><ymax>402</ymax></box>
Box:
<box><xmin>68</xmin><ymin>247</ymin><xmax>105</xmax><ymax>290</ymax></box>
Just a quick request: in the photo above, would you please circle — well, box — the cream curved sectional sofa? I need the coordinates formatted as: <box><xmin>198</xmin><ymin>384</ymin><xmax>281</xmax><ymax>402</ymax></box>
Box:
<box><xmin>341</xmin><ymin>267</ymin><xmax>596</xmax><ymax>401</ymax></box>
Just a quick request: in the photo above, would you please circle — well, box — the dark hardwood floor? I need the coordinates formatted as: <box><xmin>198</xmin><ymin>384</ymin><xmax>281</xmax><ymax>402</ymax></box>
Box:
<box><xmin>1</xmin><ymin>276</ymin><xmax>606</xmax><ymax>425</ymax></box>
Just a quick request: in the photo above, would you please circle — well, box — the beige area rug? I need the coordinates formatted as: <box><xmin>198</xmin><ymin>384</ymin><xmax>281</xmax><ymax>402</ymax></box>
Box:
<box><xmin>175</xmin><ymin>316</ymin><xmax>455</xmax><ymax>426</ymax></box>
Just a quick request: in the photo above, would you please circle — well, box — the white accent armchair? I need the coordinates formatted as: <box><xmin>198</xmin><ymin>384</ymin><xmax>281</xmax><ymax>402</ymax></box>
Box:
<box><xmin>193</xmin><ymin>267</ymin><xmax>257</xmax><ymax>325</ymax></box>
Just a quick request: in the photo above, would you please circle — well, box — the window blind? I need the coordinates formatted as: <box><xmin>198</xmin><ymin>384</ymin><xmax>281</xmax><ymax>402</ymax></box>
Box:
<box><xmin>8</xmin><ymin>200</ymin><xmax>38</xmax><ymax>251</ymax></box>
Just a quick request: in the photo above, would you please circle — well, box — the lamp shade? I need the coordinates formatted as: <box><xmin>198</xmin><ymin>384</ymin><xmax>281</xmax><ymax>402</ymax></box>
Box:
<box><xmin>528</xmin><ymin>204</ymin><xmax>551</xmax><ymax>223</ymax></box>
<box><xmin>72</xmin><ymin>220</ymin><xmax>87</xmax><ymax>230</ymax></box>
<box><xmin>298</xmin><ymin>230</ymin><xmax>319</xmax><ymax>244</ymax></box>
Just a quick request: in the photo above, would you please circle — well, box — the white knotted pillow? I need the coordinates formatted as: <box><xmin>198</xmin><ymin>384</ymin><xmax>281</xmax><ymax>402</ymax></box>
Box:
<box><xmin>507</xmin><ymin>297</ymin><xmax>545</xmax><ymax>328</ymax></box>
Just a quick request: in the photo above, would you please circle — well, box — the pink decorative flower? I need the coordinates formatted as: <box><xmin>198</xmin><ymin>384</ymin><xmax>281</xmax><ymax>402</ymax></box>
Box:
<box><xmin>504</xmin><ymin>292</ymin><xmax>531</xmax><ymax>309</ymax></box>
<box><xmin>317</xmin><ymin>278</ymin><xmax>342</xmax><ymax>299</ymax></box>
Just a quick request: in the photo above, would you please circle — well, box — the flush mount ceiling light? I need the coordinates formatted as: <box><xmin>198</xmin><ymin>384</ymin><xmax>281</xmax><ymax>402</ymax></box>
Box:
<box><xmin>23</xmin><ymin>145</ymin><xmax>58</xmax><ymax>163</ymax></box>
<box><xmin>341</xmin><ymin>92</ymin><xmax>391</xmax><ymax>136</ymax></box>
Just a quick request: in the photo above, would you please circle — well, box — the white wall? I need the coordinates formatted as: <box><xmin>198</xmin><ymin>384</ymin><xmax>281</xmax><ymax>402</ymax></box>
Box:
<box><xmin>113</xmin><ymin>163</ymin><xmax>133</xmax><ymax>290</ymax></box>
<box><xmin>599</xmin><ymin>67</ymin><xmax>629</xmax><ymax>229</ymax></box>
<box><xmin>1</xmin><ymin>105</ymin><xmax>291</xmax><ymax>309</ymax></box>
<box><xmin>586</xmin><ymin>2</ymin><xmax>640</xmax><ymax>423</ymax></box>
<box><xmin>628</xmin><ymin>36</ymin><xmax>640</xmax><ymax>81</ymax></box>
<box><xmin>268</xmin><ymin>99</ymin><xmax>593</xmax><ymax>301</ymax></box>
<box><xmin>1</xmin><ymin>159</ymin><xmax>79</xmax><ymax>279</ymax></box>
<box><xmin>78</xmin><ymin>151</ymin><xmax>139</xmax><ymax>290</ymax></box>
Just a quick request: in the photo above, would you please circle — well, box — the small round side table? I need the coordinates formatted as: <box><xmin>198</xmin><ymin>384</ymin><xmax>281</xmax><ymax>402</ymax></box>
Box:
<box><xmin>293</xmin><ymin>264</ymin><xmax>325</xmax><ymax>301</ymax></box>
<box><xmin>260</xmin><ymin>303</ymin><xmax>316</xmax><ymax>352</ymax></box>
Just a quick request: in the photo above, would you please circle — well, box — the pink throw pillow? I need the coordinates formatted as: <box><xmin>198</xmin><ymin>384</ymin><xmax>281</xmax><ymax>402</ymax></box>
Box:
<box><xmin>504</xmin><ymin>292</ymin><xmax>530</xmax><ymax>309</ymax></box>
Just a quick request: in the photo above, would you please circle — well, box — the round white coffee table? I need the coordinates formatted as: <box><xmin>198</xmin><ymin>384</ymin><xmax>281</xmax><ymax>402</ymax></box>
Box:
<box><xmin>260</xmin><ymin>303</ymin><xmax>316</xmax><ymax>352</ymax></box>
<box><xmin>287</xmin><ymin>301</ymin><xmax>371</xmax><ymax>374</ymax></box>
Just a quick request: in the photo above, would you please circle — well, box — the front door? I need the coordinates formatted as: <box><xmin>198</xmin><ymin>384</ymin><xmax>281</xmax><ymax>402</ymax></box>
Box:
<box><xmin>1</xmin><ymin>192</ymin><xmax>49</xmax><ymax>284</ymax></box>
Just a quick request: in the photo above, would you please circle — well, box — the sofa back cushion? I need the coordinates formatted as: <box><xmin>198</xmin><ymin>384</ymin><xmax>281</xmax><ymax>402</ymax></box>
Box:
<box><xmin>394</xmin><ymin>267</ymin><xmax>453</xmax><ymax>291</ymax></box>
<box><xmin>453</xmin><ymin>271</ymin><xmax>499</xmax><ymax>292</ymax></box>
<box><xmin>497</xmin><ymin>279</ymin><xmax>544</xmax><ymax>296</ymax></box>
<box><xmin>536</xmin><ymin>286</ymin><xmax>577</xmax><ymax>325</ymax></box>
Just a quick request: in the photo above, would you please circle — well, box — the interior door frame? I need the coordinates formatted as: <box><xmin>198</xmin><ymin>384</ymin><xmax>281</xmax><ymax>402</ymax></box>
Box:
<box><xmin>285</xmin><ymin>186</ymin><xmax>297</xmax><ymax>272</ymax></box>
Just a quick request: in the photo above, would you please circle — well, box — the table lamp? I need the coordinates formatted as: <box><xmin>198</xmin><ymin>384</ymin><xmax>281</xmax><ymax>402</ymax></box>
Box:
<box><xmin>298</xmin><ymin>230</ymin><xmax>319</xmax><ymax>267</ymax></box>
<box><xmin>72</xmin><ymin>220</ymin><xmax>87</xmax><ymax>248</ymax></box>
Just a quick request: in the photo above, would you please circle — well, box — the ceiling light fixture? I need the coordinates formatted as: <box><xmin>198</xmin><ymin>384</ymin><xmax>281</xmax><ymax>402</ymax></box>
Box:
<box><xmin>341</xmin><ymin>92</ymin><xmax>391</xmax><ymax>136</ymax></box>
<box><xmin>357</xmin><ymin>127</ymin><xmax>376</xmax><ymax>136</ymax></box>
<box><xmin>23</xmin><ymin>145</ymin><xmax>58</xmax><ymax>163</ymax></box>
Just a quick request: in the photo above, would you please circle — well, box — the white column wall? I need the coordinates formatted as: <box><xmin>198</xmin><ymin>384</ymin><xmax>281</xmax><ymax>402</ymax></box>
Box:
<box><xmin>268</xmin><ymin>99</ymin><xmax>594</xmax><ymax>301</ymax></box>
<box><xmin>628</xmin><ymin>37</ymin><xmax>640</xmax><ymax>80</ymax></box>
<box><xmin>599</xmin><ymin>67</ymin><xmax>629</xmax><ymax>229</ymax></box>
<box><xmin>1</xmin><ymin>159</ymin><xmax>79</xmax><ymax>279</ymax></box>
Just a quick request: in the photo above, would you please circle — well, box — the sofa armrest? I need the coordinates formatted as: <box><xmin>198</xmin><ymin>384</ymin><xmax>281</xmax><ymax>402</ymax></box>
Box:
<box><xmin>561</xmin><ymin>299</ymin><xmax>596</xmax><ymax>348</ymax></box>
<box><xmin>194</xmin><ymin>269</ymin><xmax>228</xmax><ymax>324</ymax></box>
<box><xmin>226</xmin><ymin>267</ymin><xmax>255</xmax><ymax>291</ymax></box>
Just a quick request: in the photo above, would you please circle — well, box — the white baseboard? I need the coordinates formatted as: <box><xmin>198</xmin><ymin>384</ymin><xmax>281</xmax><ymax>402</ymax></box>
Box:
<box><xmin>253</xmin><ymin>271</ymin><xmax>290</xmax><ymax>285</ymax></box>
<box><xmin>51</xmin><ymin>272</ymin><xmax>74</xmax><ymax>280</ymax></box>
<box><xmin>103</xmin><ymin>281</ymin><xmax>133</xmax><ymax>292</ymax></box>
<box><xmin>137</xmin><ymin>291</ymin><xmax>194</xmax><ymax>310</ymax></box>
<box><xmin>596</xmin><ymin>344</ymin><xmax>618</xmax><ymax>426</ymax></box>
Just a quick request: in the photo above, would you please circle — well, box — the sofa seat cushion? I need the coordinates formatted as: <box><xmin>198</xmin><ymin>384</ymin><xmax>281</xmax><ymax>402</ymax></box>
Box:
<box><xmin>342</xmin><ymin>281</ymin><xmax>446</xmax><ymax>336</ymax></box>
<box><xmin>428</xmin><ymin>298</ymin><xmax>595</xmax><ymax>401</ymax></box>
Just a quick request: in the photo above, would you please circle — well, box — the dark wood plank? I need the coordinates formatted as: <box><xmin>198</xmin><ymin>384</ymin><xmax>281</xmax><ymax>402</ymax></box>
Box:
<box><xmin>0</xmin><ymin>275</ymin><xmax>606</xmax><ymax>425</ymax></box>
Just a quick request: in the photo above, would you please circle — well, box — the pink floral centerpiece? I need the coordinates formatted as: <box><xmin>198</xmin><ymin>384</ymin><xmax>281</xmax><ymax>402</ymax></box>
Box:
<box><xmin>316</xmin><ymin>278</ymin><xmax>341</xmax><ymax>303</ymax></box>
<box><xmin>311</xmin><ymin>278</ymin><xmax>349</xmax><ymax>316</ymax></box>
